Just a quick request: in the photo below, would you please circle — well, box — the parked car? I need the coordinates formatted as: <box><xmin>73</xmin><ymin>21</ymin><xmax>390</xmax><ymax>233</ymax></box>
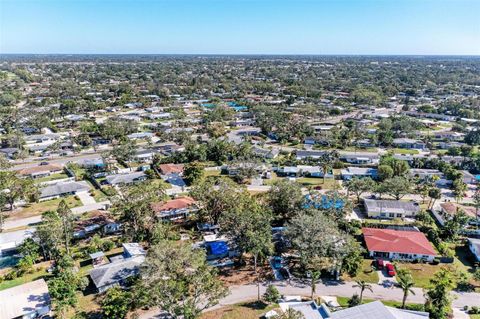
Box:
<box><xmin>386</xmin><ymin>263</ymin><xmax>396</xmax><ymax>277</ymax></box>
<box><xmin>272</xmin><ymin>256</ymin><xmax>283</xmax><ymax>269</ymax></box>
<box><xmin>279</xmin><ymin>267</ymin><xmax>290</xmax><ymax>279</ymax></box>
<box><xmin>39</xmin><ymin>161</ymin><xmax>50</xmax><ymax>166</ymax></box>
<box><xmin>375</xmin><ymin>259</ymin><xmax>385</xmax><ymax>270</ymax></box>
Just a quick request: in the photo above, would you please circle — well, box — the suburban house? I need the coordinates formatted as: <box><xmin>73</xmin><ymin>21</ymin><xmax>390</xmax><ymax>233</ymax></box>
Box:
<box><xmin>339</xmin><ymin>153</ymin><xmax>380</xmax><ymax>165</ymax></box>
<box><xmin>341</xmin><ymin>167</ymin><xmax>378</xmax><ymax>180</ymax></box>
<box><xmin>328</xmin><ymin>300</ymin><xmax>429</xmax><ymax>318</ymax></box>
<box><xmin>437</xmin><ymin>202</ymin><xmax>479</xmax><ymax>226</ymax></box>
<box><xmin>363</xmin><ymin>199</ymin><xmax>420</xmax><ymax>219</ymax></box>
<box><xmin>0</xmin><ymin>147</ymin><xmax>19</xmax><ymax>159</ymax></box>
<box><xmin>468</xmin><ymin>238</ymin><xmax>480</xmax><ymax>262</ymax></box>
<box><xmin>133</xmin><ymin>149</ymin><xmax>156</xmax><ymax>163</ymax></box>
<box><xmin>295</xmin><ymin>150</ymin><xmax>326</xmax><ymax>160</ymax></box>
<box><xmin>392</xmin><ymin>138</ymin><xmax>427</xmax><ymax>150</ymax></box>
<box><xmin>274</xmin><ymin>299</ymin><xmax>429</xmax><ymax>319</ymax></box>
<box><xmin>252</xmin><ymin>146</ymin><xmax>279</xmax><ymax>159</ymax></box>
<box><xmin>151</xmin><ymin>196</ymin><xmax>197</xmax><ymax>222</ymax></box>
<box><xmin>276</xmin><ymin>166</ymin><xmax>333</xmax><ymax>178</ymax></box>
<box><xmin>18</xmin><ymin>164</ymin><xmax>64</xmax><ymax>179</ymax></box>
<box><xmin>104</xmin><ymin>171</ymin><xmax>147</xmax><ymax>186</ymax></box>
<box><xmin>89</xmin><ymin>243</ymin><xmax>145</xmax><ymax>293</ymax></box>
<box><xmin>362</xmin><ymin>227</ymin><xmax>436</xmax><ymax>262</ymax></box>
<box><xmin>409</xmin><ymin>168</ymin><xmax>444</xmax><ymax>181</ymax></box>
<box><xmin>39</xmin><ymin>181</ymin><xmax>90</xmax><ymax>201</ymax></box>
<box><xmin>0</xmin><ymin>279</ymin><xmax>51</xmax><ymax>319</ymax></box>
<box><xmin>461</xmin><ymin>170</ymin><xmax>477</xmax><ymax>184</ymax></box>
<box><xmin>158</xmin><ymin>163</ymin><xmax>185</xmax><ymax>176</ymax></box>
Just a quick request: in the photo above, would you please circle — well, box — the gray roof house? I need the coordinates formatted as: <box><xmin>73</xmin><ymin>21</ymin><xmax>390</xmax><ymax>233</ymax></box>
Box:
<box><xmin>341</xmin><ymin>167</ymin><xmax>378</xmax><ymax>180</ymax></box>
<box><xmin>0</xmin><ymin>279</ymin><xmax>51</xmax><ymax>319</ymax></box>
<box><xmin>105</xmin><ymin>171</ymin><xmax>147</xmax><ymax>185</ymax></box>
<box><xmin>296</xmin><ymin>150</ymin><xmax>327</xmax><ymax>160</ymax></box>
<box><xmin>329</xmin><ymin>300</ymin><xmax>429</xmax><ymax>318</ymax></box>
<box><xmin>40</xmin><ymin>181</ymin><xmax>90</xmax><ymax>201</ymax></box>
<box><xmin>277</xmin><ymin>300</ymin><xmax>429</xmax><ymax>319</ymax></box>
<box><xmin>89</xmin><ymin>256</ymin><xmax>144</xmax><ymax>293</ymax></box>
<box><xmin>364</xmin><ymin>199</ymin><xmax>420</xmax><ymax>219</ymax></box>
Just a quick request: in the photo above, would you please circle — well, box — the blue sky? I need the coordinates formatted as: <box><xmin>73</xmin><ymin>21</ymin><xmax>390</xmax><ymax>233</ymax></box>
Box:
<box><xmin>0</xmin><ymin>0</ymin><xmax>479</xmax><ymax>55</ymax></box>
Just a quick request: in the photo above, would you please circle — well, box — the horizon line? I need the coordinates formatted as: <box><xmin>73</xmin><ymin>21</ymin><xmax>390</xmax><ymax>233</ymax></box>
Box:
<box><xmin>1</xmin><ymin>53</ymin><xmax>480</xmax><ymax>58</ymax></box>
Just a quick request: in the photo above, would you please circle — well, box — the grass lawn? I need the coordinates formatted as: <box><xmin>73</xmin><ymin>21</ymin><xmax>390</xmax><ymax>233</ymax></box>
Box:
<box><xmin>35</xmin><ymin>173</ymin><xmax>69</xmax><ymax>183</ymax></box>
<box><xmin>89</xmin><ymin>188</ymin><xmax>109</xmax><ymax>202</ymax></box>
<box><xmin>150</xmin><ymin>178</ymin><xmax>172</xmax><ymax>189</ymax></box>
<box><xmin>201</xmin><ymin>301</ymin><xmax>277</xmax><ymax>319</ymax></box>
<box><xmin>11</xmin><ymin>196</ymin><xmax>83</xmax><ymax>219</ymax></box>
<box><xmin>470</xmin><ymin>315</ymin><xmax>480</xmax><ymax>319</ymax></box>
<box><xmin>392</xmin><ymin>148</ymin><xmax>420</xmax><ymax>155</ymax></box>
<box><xmin>394</xmin><ymin>262</ymin><xmax>439</xmax><ymax>288</ymax></box>
<box><xmin>336</xmin><ymin>296</ymin><xmax>424</xmax><ymax>311</ymax></box>
<box><xmin>341</xmin><ymin>259</ymin><xmax>379</xmax><ymax>284</ymax></box>
<box><xmin>0</xmin><ymin>267</ymin><xmax>50</xmax><ymax>291</ymax></box>
<box><xmin>204</xmin><ymin>169</ymin><xmax>221</xmax><ymax>177</ymax></box>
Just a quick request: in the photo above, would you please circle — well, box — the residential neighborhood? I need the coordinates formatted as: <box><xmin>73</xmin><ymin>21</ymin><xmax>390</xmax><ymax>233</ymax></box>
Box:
<box><xmin>1</xmin><ymin>31</ymin><xmax>480</xmax><ymax>319</ymax></box>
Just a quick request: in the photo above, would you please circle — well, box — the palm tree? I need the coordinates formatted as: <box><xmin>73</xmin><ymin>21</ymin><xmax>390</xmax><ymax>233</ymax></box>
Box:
<box><xmin>309</xmin><ymin>271</ymin><xmax>321</xmax><ymax>299</ymax></box>
<box><xmin>353</xmin><ymin>280</ymin><xmax>373</xmax><ymax>303</ymax></box>
<box><xmin>397</xmin><ymin>271</ymin><xmax>416</xmax><ymax>309</ymax></box>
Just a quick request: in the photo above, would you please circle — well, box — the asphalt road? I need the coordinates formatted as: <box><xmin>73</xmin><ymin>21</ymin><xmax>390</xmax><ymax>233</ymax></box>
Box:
<box><xmin>138</xmin><ymin>279</ymin><xmax>480</xmax><ymax>318</ymax></box>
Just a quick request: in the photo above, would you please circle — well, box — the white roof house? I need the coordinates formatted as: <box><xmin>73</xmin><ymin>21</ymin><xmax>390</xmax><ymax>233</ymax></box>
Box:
<box><xmin>0</xmin><ymin>279</ymin><xmax>51</xmax><ymax>319</ymax></box>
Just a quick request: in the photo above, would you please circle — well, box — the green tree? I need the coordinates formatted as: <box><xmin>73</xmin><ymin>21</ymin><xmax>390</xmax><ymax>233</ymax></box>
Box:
<box><xmin>183</xmin><ymin>162</ymin><xmax>204</xmax><ymax>185</ymax></box>
<box><xmin>113</xmin><ymin>181</ymin><xmax>166</xmax><ymax>241</ymax></box>
<box><xmin>190</xmin><ymin>177</ymin><xmax>243</xmax><ymax>224</ymax></box>
<box><xmin>139</xmin><ymin>240</ymin><xmax>228</xmax><ymax>319</ymax></box>
<box><xmin>220</xmin><ymin>193</ymin><xmax>273</xmax><ymax>300</ymax></box>
<box><xmin>57</xmin><ymin>199</ymin><xmax>74</xmax><ymax>256</ymax></box>
<box><xmin>380</xmin><ymin>176</ymin><xmax>411</xmax><ymax>200</ymax></box>
<box><xmin>264</xmin><ymin>284</ymin><xmax>281</xmax><ymax>303</ymax></box>
<box><xmin>424</xmin><ymin>268</ymin><xmax>456</xmax><ymax>319</ymax></box>
<box><xmin>101</xmin><ymin>287</ymin><xmax>132</xmax><ymax>319</ymax></box>
<box><xmin>0</xmin><ymin>171</ymin><xmax>37</xmax><ymax>210</ymax></box>
<box><xmin>397</xmin><ymin>269</ymin><xmax>416</xmax><ymax>309</ymax></box>
<box><xmin>428</xmin><ymin>187</ymin><xmax>442</xmax><ymax>209</ymax></box>
<box><xmin>268</xmin><ymin>179</ymin><xmax>304</xmax><ymax>221</ymax></box>
<box><xmin>36</xmin><ymin>210</ymin><xmax>63</xmax><ymax>260</ymax></box>
<box><xmin>345</xmin><ymin>177</ymin><xmax>376</xmax><ymax>202</ymax></box>
<box><xmin>273</xmin><ymin>308</ymin><xmax>305</xmax><ymax>319</ymax></box>
<box><xmin>353</xmin><ymin>280</ymin><xmax>372</xmax><ymax>304</ymax></box>
<box><xmin>377</xmin><ymin>164</ymin><xmax>394</xmax><ymax>181</ymax></box>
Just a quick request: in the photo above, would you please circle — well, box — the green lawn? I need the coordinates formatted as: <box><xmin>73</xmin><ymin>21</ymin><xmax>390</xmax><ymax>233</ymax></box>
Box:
<box><xmin>12</xmin><ymin>196</ymin><xmax>83</xmax><ymax>219</ymax></box>
<box><xmin>0</xmin><ymin>267</ymin><xmax>50</xmax><ymax>291</ymax></box>
<box><xmin>392</xmin><ymin>148</ymin><xmax>420</xmax><ymax>155</ymax></box>
<box><xmin>336</xmin><ymin>296</ymin><xmax>424</xmax><ymax>311</ymax></box>
<box><xmin>341</xmin><ymin>259</ymin><xmax>379</xmax><ymax>283</ymax></box>
<box><xmin>470</xmin><ymin>315</ymin><xmax>480</xmax><ymax>319</ymax></box>
<box><xmin>394</xmin><ymin>262</ymin><xmax>439</xmax><ymax>288</ymax></box>
<box><xmin>35</xmin><ymin>173</ymin><xmax>69</xmax><ymax>183</ymax></box>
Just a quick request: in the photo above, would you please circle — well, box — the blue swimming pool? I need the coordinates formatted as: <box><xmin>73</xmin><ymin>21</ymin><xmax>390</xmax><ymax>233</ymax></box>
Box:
<box><xmin>304</xmin><ymin>194</ymin><xmax>345</xmax><ymax>210</ymax></box>
<box><xmin>0</xmin><ymin>254</ymin><xmax>20</xmax><ymax>270</ymax></box>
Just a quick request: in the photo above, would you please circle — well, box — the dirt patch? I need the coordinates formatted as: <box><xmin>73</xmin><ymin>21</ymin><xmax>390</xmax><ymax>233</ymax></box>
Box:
<box><xmin>218</xmin><ymin>263</ymin><xmax>272</xmax><ymax>286</ymax></box>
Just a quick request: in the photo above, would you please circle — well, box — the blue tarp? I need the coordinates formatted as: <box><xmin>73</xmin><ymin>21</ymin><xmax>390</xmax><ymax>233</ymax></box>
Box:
<box><xmin>206</xmin><ymin>241</ymin><xmax>229</xmax><ymax>256</ymax></box>
<box><xmin>304</xmin><ymin>194</ymin><xmax>345</xmax><ymax>210</ymax></box>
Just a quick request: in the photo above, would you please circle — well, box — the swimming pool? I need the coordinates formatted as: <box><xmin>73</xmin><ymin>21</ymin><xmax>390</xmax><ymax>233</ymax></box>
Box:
<box><xmin>0</xmin><ymin>254</ymin><xmax>20</xmax><ymax>270</ymax></box>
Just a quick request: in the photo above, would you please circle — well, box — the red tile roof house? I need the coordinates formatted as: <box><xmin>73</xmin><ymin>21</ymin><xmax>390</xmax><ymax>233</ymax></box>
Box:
<box><xmin>158</xmin><ymin>163</ymin><xmax>184</xmax><ymax>176</ymax></box>
<box><xmin>151</xmin><ymin>196</ymin><xmax>197</xmax><ymax>222</ymax></box>
<box><xmin>362</xmin><ymin>227</ymin><xmax>437</xmax><ymax>262</ymax></box>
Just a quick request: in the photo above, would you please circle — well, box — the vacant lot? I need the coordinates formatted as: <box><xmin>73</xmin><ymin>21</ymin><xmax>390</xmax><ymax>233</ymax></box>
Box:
<box><xmin>201</xmin><ymin>301</ymin><xmax>277</xmax><ymax>319</ymax></box>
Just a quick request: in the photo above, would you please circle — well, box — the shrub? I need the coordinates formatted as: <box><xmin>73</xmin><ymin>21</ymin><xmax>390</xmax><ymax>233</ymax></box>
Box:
<box><xmin>348</xmin><ymin>294</ymin><xmax>361</xmax><ymax>307</ymax></box>
<box><xmin>263</xmin><ymin>284</ymin><xmax>281</xmax><ymax>303</ymax></box>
